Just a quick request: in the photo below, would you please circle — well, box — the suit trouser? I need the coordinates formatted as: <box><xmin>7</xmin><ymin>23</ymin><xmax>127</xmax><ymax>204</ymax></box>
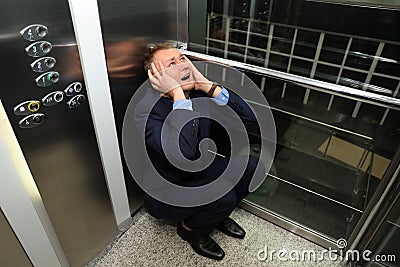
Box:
<box><xmin>162</xmin><ymin>155</ymin><xmax>265</xmax><ymax>235</ymax></box>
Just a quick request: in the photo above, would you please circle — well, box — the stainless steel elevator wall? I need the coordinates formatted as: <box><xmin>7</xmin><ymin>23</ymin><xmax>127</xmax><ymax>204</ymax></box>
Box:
<box><xmin>97</xmin><ymin>0</ymin><xmax>188</xmax><ymax>213</ymax></box>
<box><xmin>0</xmin><ymin>209</ymin><xmax>32</xmax><ymax>267</ymax></box>
<box><xmin>0</xmin><ymin>1</ymin><xmax>117</xmax><ymax>266</ymax></box>
<box><xmin>98</xmin><ymin>0</ymin><xmax>184</xmax><ymax>42</ymax></box>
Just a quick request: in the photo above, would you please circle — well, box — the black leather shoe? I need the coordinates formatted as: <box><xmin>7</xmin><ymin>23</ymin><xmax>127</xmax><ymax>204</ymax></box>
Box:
<box><xmin>177</xmin><ymin>223</ymin><xmax>225</xmax><ymax>260</ymax></box>
<box><xmin>217</xmin><ymin>217</ymin><xmax>246</xmax><ymax>239</ymax></box>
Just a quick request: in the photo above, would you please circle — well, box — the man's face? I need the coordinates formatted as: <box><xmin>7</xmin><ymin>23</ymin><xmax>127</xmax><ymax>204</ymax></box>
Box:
<box><xmin>152</xmin><ymin>48</ymin><xmax>195</xmax><ymax>91</ymax></box>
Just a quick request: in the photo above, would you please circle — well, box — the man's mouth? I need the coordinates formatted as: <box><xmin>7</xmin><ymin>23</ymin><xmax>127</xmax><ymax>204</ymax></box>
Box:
<box><xmin>181</xmin><ymin>72</ymin><xmax>191</xmax><ymax>81</ymax></box>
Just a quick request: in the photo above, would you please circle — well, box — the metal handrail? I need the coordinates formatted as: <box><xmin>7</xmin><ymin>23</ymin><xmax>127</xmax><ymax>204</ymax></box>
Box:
<box><xmin>183</xmin><ymin>50</ymin><xmax>400</xmax><ymax>111</ymax></box>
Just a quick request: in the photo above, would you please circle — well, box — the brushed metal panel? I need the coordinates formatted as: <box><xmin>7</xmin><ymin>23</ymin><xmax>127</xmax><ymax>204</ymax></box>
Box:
<box><xmin>177</xmin><ymin>0</ymin><xmax>189</xmax><ymax>45</ymax></box>
<box><xmin>97</xmin><ymin>0</ymin><xmax>188</xmax><ymax>214</ymax></box>
<box><xmin>97</xmin><ymin>0</ymin><xmax>179</xmax><ymax>42</ymax></box>
<box><xmin>0</xmin><ymin>1</ymin><xmax>117</xmax><ymax>266</ymax></box>
<box><xmin>0</xmin><ymin>209</ymin><xmax>32</xmax><ymax>267</ymax></box>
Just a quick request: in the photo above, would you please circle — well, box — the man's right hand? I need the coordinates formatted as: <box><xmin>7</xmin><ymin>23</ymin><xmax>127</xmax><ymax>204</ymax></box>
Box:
<box><xmin>148</xmin><ymin>61</ymin><xmax>185</xmax><ymax>101</ymax></box>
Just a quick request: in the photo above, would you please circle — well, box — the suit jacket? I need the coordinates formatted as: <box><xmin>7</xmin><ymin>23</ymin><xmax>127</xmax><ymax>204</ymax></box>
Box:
<box><xmin>134</xmin><ymin>87</ymin><xmax>257</xmax><ymax>217</ymax></box>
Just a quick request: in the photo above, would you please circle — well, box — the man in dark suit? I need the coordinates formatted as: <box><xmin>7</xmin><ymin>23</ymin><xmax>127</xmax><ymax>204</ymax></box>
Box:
<box><xmin>134</xmin><ymin>43</ymin><xmax>264</xmax><ymax>260</ymax></box>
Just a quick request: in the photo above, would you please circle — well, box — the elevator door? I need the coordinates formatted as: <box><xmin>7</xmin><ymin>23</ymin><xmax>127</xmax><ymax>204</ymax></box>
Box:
<box><xmin>0</xmin><ymin>1</ymin><xmax>117</xmax><ymax>266</ymax></box>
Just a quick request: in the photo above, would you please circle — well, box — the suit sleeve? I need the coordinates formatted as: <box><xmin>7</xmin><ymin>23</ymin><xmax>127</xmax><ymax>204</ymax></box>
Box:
<box><xmin>161</xmin><ymin>109</ymin><xmax>201</xmax><ymax>161</ymax></box>
<box><xmin>135</xmin><ymin>100</ymin><xmax>201</xmax><ymax>162</ymax></box>
<box><xmin>211</xmin><ymin>88</ymin><xmax>257</xmax><ymax>129</ymax></box>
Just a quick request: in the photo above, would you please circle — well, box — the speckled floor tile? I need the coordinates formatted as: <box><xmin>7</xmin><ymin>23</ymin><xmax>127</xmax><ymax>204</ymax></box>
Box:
<box><xmin>89</xmin><ymin>208</ymin><xmax>343</xmax><ymax>267</ymax></box>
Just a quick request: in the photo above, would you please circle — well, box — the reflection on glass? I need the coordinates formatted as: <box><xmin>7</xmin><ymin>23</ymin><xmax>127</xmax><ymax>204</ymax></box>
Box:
<box><xmin>365</xmin><ymin>196</ymin><xmax>400</xmax><ymax>266</ymax></box>
<box><xmin>247</xmin><ymin>100</ymin><xmax>372</xmax><ymax>239</ymax></box>
<box><xmin>189</xmin><ymin>0</ymin><xmax>400</xmax><ymax>242</ymax></box>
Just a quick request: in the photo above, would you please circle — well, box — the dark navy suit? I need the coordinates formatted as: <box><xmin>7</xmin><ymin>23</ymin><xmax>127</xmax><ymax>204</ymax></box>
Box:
<box><xmin>134</xmin><ymin>87</ymin><xmax>264</xmax><ymax>234</ymax></box>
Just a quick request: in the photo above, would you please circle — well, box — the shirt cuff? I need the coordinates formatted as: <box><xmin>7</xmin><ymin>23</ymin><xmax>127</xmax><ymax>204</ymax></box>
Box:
<box><xmin>173</xmin><ymin>99</ymin><xmax>193</xmax><ymax>111</ymax></box>
<box><xmin>212</xmin><ymin>87</ymin><xmax>229</xmax><ymax>106</ymax></box>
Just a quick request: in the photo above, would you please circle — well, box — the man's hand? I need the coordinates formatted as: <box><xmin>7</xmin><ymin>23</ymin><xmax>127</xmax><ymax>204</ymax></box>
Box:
<box><xmin>183</xmin><ymin>56</ymin><xmax>212</xmax><ymax>92</ymax></box>
<box><xmin>148</xmin><ymin>61</ymin><xmax>185</xmax><ymax>100</ymax></box>
<box><xmin>183</xmin><ymin>56</ymin><xmax>221</xmax><ymax>97</ymax></box>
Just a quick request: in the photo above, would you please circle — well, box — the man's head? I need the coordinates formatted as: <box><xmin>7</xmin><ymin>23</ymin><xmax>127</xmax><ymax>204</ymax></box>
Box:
<box><xmin>144</xmin><ymin>42</ymin><xmax>195</xmax><ymax>91</ymax></box>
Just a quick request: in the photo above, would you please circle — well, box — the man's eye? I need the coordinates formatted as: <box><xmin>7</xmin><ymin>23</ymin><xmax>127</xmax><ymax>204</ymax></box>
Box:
<box><xmin>169</xmin><ymin>62</ymin><xmax>175</xmax><ymax>67</ymax></box>
<box><xmin>180</xmin><ymin>57</ymin><xmax>186</xmax><ymax>62</ymax></box>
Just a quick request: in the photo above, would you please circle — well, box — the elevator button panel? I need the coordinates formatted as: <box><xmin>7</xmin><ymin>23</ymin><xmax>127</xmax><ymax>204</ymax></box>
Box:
<box><xmin>19</xmin><ymin>113</ymin><xmax>45</xmax><ymax>128</ymax></box>
<box><xmin>42</xmin><ymin>91</ymin><xmax>64</xmax><ymax>106</ymax></box>
<box><xmin>25</xmin><ymin>41</ymin><xmax>52</xmax><ymax>57</ymax></box>
<box><xmin>35</xmin><ymin>71</ymin><xmax>59</xmax><ymax>87</ymax></box>
<box><xmin>67</xmin><ymin>94</ymin><xmax>85</xmax><ymax>108</ymax></box>
<box><xmin>16</xmin><ymin>24</ymin><xmax>85</xmax><ymax>128</ymax></box>
<box><xmin>14</xmin><ymin>100</ymin><xmax>41</xmax><ymax>115</ymax></box>
<box><xmin>31</xmin><ymin>57</ymin><xmax>56</xmax><ymax>72</ymax></box>
<box><xmin>20</xmin><ymin>24</ymin><xmax>48</xmax><ymax>41</ymax></box>
<box><xmin>64</xmin><ymin>82</ymin><xmax>82</xmax><ymax>96</ymax></box>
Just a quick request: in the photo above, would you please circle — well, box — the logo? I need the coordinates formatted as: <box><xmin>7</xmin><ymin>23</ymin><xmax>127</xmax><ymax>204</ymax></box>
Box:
<box><xmin>336</xmin><ymin>238</ymin><xmax>347</xmax><ymax>249</ymax></box>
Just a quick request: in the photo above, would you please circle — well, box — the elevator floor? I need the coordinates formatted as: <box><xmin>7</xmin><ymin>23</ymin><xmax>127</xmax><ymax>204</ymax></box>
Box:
<box><xmin>88</xmin><ymin>208</ymin><xmax>342</xmax><ymax>267</ymax></box>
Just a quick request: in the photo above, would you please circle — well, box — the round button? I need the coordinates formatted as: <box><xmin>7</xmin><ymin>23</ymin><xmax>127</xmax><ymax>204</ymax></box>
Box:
<box><xmin>35</xmin><ymin>26</ymin><xmax>47</xmax><ymax>38</ymax></box>
<box><xmin>27</xmin><ymin>101</ymin><xmax>40</xmax><ymax>112</ymax></box>
<box><xmin>44</xmin><ymin>58</ymin><xmax>55</xmax><ymax>69</ymax></box>
<box><xmin>54</xmin><ymin>92</ymin><xmax>64</xmax><ymax>103</ymax></box>
<box><xmin>33</xmin><ymin>115</ymin><xmax>44</xmax><ymax>124</ymax></box>
<box><xmin>74</xmin><ymin>82</ymin><xmax>82</xmax><ymax>93</ymax></box>
<box><xmin>77</xmin><ymin>95</ymin><xmax>85</xmax><ymax>104</ymax></box>
<box><xmin>47</xmin><ymin>72</ymin><xmax>60</xmax><ymax>83</ymax></box>
<box><xmin>40</xmin><ymin>42</ymin><xmax>52</xmax><ymax>54</ymax></box>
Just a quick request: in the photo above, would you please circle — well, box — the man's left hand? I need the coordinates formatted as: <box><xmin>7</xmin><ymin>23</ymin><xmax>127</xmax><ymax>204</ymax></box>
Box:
<box><xmin>183</xmin><ymin>56</ymin><xmax>214</xmax><ymax>93</ymax></box>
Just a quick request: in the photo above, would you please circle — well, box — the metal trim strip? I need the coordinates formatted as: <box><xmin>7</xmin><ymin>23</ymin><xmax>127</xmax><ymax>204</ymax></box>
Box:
<box><xmin>238</xmin><ymin>200</ymin><xmax>338</xmax><ymax>249</ymax></box>
<box><xmin>68</xmin><ymin>0</ymin><xmax>131</xmax><ymax>227</ymax></box>
<box><xmin>182</xmin><ymin>50</ymin><xmax>400</xmax><ymax>111</ymax></box>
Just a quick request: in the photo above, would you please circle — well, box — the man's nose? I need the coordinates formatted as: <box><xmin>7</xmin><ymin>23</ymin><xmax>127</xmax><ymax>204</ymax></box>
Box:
<box><xmin>176</xmin><ymin>61</ymin><xmax>189</xmax><ymax>70</ymax></box>
<box><xmin>175</xmin><ymin>59</ymin><xmax>184</xmax><ymax>65</ymax></box>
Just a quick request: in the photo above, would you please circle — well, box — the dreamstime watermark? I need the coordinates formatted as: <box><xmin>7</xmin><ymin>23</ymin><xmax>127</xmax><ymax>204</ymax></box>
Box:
<box><xmin>257</xmin><ymin>238</ymin><xmax>396</xmax><ymax>263</ymax></box>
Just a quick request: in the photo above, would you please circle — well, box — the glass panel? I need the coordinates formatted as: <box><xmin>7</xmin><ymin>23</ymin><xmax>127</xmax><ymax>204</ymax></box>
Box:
<box><xmin>189</xmin><ymin>0</ymin><xmax>400</xmax><ymax>243</ymax></box>
<box><xmin>313</xmin><ymin>0</ymin><xmax>400</xmax><ymax>9</ymax></box>
<box><xmin>365</xmin><ymin>196</ymin><xmax>400</xmax><ymax>266</ymax></box>
<box><xmin>246</xmin><ymin>75</ymin><xmax>372</xmax><ymax>240</ymax></box>
<box><xmin>194</xmin><ymin>0</ymin><xmax>400</xmax><ymax>105</ymax></box>
<box><xmin>319</xmin><ymin>34</ymin><xmax>348</xmax><ymax>65</ymax></box>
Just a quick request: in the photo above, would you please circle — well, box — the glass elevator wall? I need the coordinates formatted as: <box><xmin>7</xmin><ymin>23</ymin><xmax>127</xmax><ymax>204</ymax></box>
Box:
<box><xmin>188</xmin><ymin>0</ymin><xmax>400</xmax><ymax>245</ymax></box>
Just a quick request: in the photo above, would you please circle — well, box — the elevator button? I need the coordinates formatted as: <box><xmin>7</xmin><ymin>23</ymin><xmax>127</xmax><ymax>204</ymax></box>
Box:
<box><xmin>40</xmin><ymin>42</ymin><xmax>52</xmax><ymax>54</ymax></box>
<box><xmin>31</xmin><ymin>57</ymin><xmax>56</xmax><ymax>72</ymax></box>
<box><xmin>33</xmin><ymin>115</ymin><xmax>44</xmax><ymax>124</ymax></box>
<box><xmin>67</xmin><ymin>94</ymin><xmax>85</xmax><ymax>109</ymax></box>
<box><xmin>42</xmin><ymin>91</ymin><xmax>64</xmax><ymax>106</ymax></box>
<box><xmin>25</xmin><ymin>41</ymin><xmax>52</xmax><ymax>57</ymax></box>
<box><xmin>35</xmin><ymin>71</ymin><xmax>60</xmax><ymax>87</ymax></box>
<box><xmin>28</xmin><ymin>102</ymin><xmax>40</xmax><ymax>112</ymax></box>
<box><xmin>14</xmin><ymin>100</ymin><xmax>41</xmax><ymax>115</ymax></box>
<box><xmin>77</xmin><ymin>95</ymin><xmax>84</xmax><ymax>103</ymax></box>
<box><xmin>20</xmin><ymin>24</ymin><xmax>48</xmax><ymax>41</ymax></box>
<box><xmin>64</xmin><ymin>82</ymin><xmax>83</xmax><ymax>96</ymax></box>
<box><xmin>19</xmin><ymin>113</ymin><xmax>45</xmax><ymax>128</ymax></box>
